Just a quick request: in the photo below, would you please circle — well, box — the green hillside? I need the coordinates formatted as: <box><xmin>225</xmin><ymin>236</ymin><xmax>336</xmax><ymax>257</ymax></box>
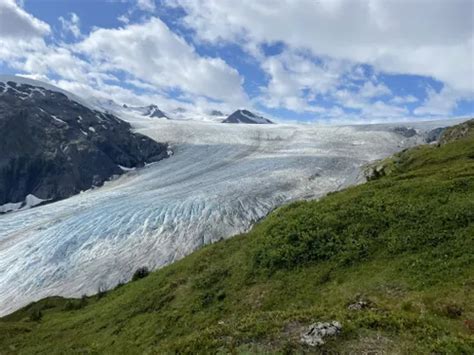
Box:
<box><xmin>1</xmin><ymin>120</ymin><xmax>473</xmax><ymax>354</ymax></box>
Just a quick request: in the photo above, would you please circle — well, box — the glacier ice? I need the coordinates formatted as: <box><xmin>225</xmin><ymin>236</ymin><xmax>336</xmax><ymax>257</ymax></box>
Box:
<box><xmin>0</xmin><ymin>118</ymin><xmax>447</xmax><ymax>316</ymax></box>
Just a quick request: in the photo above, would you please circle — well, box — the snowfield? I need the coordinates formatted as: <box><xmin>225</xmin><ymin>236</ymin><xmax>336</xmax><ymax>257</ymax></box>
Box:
<box><xmin>0</xmin><ymin>118</ymin><xmax>446</xmax><ymax>316</ymax></box>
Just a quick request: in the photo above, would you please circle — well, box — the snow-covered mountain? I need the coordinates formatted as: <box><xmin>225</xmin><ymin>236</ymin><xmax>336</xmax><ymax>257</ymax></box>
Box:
<box><xmin>0</xmin><ymin>75</ymin><xmax>169</xmax><ymax>213</ymax></box>
<box><xmin>223</xmin><ymin>109</ymin><xmax>273</xmax><ymax>124</ymax></box>
<box><xmin>143</xmin><ymin>104</ymin><xmax>168</xmax><ymax>118</ymax></box>
<box><xmin>122</xmin><ymin>104</ymin><xmax>169</xmax><ymax>119</ymax></box>
<box><xmin>93</xmin><ymin>97</ymin><xmax>226</xmax><ymax>123</ymax></box>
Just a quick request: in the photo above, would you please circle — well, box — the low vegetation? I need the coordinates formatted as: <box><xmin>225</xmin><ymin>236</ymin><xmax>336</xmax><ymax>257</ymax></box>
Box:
<box><xmin>1</xmin><ymin>120</ymin><xmax>473</xmax><ymax>354</ymax></box>
<box><xmin>132</xmin><ymin>266</ymin><xmax>150</xmax><ymax>281</ymax></box>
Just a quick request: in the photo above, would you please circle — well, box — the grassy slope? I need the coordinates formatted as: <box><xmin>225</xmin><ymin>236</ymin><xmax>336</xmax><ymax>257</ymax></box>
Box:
<box><xmin>1</xmin><ymin>121</ymin><xmax>473</xmax><ymax>354</ymax></box>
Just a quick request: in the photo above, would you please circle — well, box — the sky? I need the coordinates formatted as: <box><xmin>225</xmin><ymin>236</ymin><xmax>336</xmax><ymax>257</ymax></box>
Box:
<box><xmin>0</xmin><ymin>0</ymin><xmax>473</xmax><ymax>123</ymax></box>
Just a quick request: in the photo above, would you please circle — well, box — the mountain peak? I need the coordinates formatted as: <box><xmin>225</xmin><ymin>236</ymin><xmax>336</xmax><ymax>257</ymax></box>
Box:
<box><xmin>222</xmin><ymin>109</ymin><xmax>273</xmax><ymax>124</ymax></box>
<box><xmin>144</xmin><ymin>104</ymin><xmax>168</xmax><ymax>119</ymax></box>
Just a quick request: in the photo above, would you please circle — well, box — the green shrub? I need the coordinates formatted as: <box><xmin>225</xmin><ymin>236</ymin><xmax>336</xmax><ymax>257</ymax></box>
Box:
<box><xmin>29</xmin><ymin>309</ymin><xmax>42</xmax><ymax>322</ymax></box>
<box><xmin>132</xmin><ymin>267</ymin><xmax>150</xmax><ymax>281</ymax></box>
<box><xmin>63</xmin><ymin>295</ymin><xmax>88</xmax><ymax>311</ymax></box>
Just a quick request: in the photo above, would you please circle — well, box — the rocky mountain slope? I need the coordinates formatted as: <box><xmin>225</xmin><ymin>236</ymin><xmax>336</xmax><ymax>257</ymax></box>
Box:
<box><xmin>0</xmin><ymin>77</ymin><xmax>169</xmax><ymax>212</ymax></box>
<box><xmin>439</xmin><ymin>119</ymin><xmax>474</xmax><ymax>145</ymax></box>
<box><xmin>1</xmin><ymin>119</ymin><xmax>472</xmax><ymax>353</ymax></box>
<box><xmin>222</xmin><ymin>109</ymin><xmax>273</xmax><ymax>124</ymax></box>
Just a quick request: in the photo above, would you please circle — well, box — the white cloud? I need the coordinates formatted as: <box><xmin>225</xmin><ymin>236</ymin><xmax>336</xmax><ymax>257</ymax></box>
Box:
<box><xmin>362</xmin><ymin>100</ymin><xmax>408</xmax><ymax>118</ymax></box>
<box><xmin>76</xmin><ymin>18</ymin><xmax>247</xmax><ymax>105</ymax></box>
<box><xmin>332</xmin><ymin>82</ymin><xmax>409</xmax><ymax>119</ymax></box>
<box><xmin>0</xmin><ymin>7</ymin><xmax>247</xmax><ymax>113</ymax></box>
<box><xmin>258</xmin><ymin>51</ymin><xmax>348</xmax><ymax>112</ymax></box>
<box><xmin>390</xmin><ymin>95</ymin><xmax>419</xmax><ymax>105</ymax></box>
<box><xmin>0</xmin><ymin>0</ymin><xmax>50</xmax><ymax>38</ymax></box>
<box><xmin>59</xmin><ymin>13</ymin><xmax>81</xmax><ymax>38</ymax></box>
<box><xmin>1</xmin><ymin>0</ymin><xmax>471</xmax><ymax>121</ymax></box>
<box><xmin>136</xmin><ymin>0</ymin><xmax>155</xmax><ymax>12</ymax></box>
<box><xmin>414</xmin><ymin>86</ymin><xmax>465</xmax><ymax>116</ymax></box>
<box><xmin>171</xmin><ymin>0</ymin><xmax>474</xmax><ymax>93</ymax></box>
<box><xmin>117</xmin><ymin>15</ymin><xmax>130</xmax><ymax>24</ymax></box>
<box><xmin>358</xmin><ymin>81</ymin><xmax>391</xmax><ymax>99</ymax></box>
<box><xmin>256</xmin><ymin>48</ymin><xmax>405</xmax><ymax>119</ymax></box>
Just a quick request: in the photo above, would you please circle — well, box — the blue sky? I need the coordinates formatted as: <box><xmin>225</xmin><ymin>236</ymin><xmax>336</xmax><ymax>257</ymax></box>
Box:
<box><xmin>0</xmin><ymin>0</ymin><xmax>473</xmax><ymax>122</ymax></box>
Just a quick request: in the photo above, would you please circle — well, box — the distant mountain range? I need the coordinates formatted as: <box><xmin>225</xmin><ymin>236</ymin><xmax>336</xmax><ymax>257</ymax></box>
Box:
<box><xmin>75</xmin><ymin>90</ymin><xmax>272</xmax><ymax>125</ymax></box>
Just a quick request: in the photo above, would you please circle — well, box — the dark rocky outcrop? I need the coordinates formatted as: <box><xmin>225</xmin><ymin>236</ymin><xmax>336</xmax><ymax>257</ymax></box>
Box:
<box><xmin>0</xmin><ymin>79</ymin><xmax>169</xmax><ymax>210</ymax></box>
<box><xmin>438</xmin><ymin>119</ymin><xmax>473</xmax><ymax>145</ymax></box>
<box><xmin>425</xmin><ymin>127</ymin><xmax>446</xmax><ymax>143</ymax></box>
<box><xmin>392</xmin><ymin>126</ymin><xmax>417</xmax><ymax>138</ymax></box>
<box><xmin>143</xmin><ymin>104</ymin><xmax>169</xmax><ymax>119</ymax></box>
<box><xmin>210</xmin><ymin>110</ymin><xmax>224</xmax><ymax>116</ymax></box>
<box><xmin>222</xmin><ymin>109</ymin><xmax>273</xmax><ymax>124</ymax></box>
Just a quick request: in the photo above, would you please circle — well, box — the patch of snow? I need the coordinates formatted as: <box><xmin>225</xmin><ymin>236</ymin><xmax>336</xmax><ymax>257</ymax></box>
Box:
<box><xmin>31</xmin><ymin>87</ymin><xmax>46</xmax><ymax>96</ymax></box>
<box><xmin>240</xmin><ymin>110</ymin><xmax>269</xmax><ymax>124</ymax></box>
<box><xmin>51</xmin><ymin>115</ymin><xmax>67</xmax><ymax>124</ymax></box>
<box><xmin>0</xmin><ymin>194</ymin><xmax>46</xmax><ymax>214</ymax></box>
<box><xmin>88</xmin><ymin>126</ymin><xmax>96</xmax><ymax>133</ymax></box>
<box><xmin>24</xmin><ymin>194</ymin><xmax>46</xmax><ymax>208</ymax></box>
<box><xmin>118</xmin><ymin>165</ymin><xmax>136</xmax><ymax>171</ymax></box>
<box><xmin>0</xmin><ymin>202</ymin><xmax>22</xmax><ymax>214</ymax></box>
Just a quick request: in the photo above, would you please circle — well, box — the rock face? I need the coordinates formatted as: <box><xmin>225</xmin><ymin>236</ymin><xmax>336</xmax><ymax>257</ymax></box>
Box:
<box><xmin>222</xmin><ymin>109</ymin><xmax>273</xmax><ymax>124</ymax></box>
<box><xmin>210</xmin><ymin>110</ymin><xmax>224</xmax><ymax>116</ymax></box>
<box><xmin>143</xmin><ymin>104</ymin><xmax>169</xmax><ymax>119</ymax></box>
<box><xmin>0</xmin><ymin>78</ymin><xmax>169</xmax><ymax>211</ymax></box>
<box><xmin>425</xmin><ymin>127</ymin><xmax>446</xmax><ymax>143</ymax></box>
<box><xmin>392</xmin><ymin>126</ymin><xmax>417</xmax><ymax>138</ymax></box>
<box><xmin>300</xmin><ymin>321</ymin><xmax>342</xmax><ymax>346</ymax></box>
<box><xmin>438</xmin><ymin>119</ymin><xmax>474</xmax><ymax>145</ymax></box>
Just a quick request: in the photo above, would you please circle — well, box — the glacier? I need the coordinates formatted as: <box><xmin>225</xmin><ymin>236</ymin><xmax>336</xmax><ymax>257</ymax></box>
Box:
<box><xmin>0</xmin><ymin>118</ymin><xmax>450</xmax><ymax>316</ymax></box>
